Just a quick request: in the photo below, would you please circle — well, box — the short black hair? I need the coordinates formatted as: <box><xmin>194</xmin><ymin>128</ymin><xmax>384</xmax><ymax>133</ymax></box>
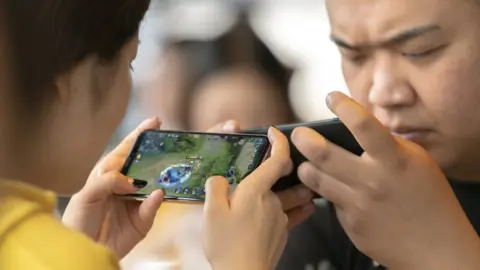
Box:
<box><xmin>4</xmin><ymin>0</ymin><xmax>150</xmax><ymax>120</ymax></box>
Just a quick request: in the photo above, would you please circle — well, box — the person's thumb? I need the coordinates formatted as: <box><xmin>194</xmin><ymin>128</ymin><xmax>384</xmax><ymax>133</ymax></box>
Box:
<box><xmin>204</xmin><ymin>176</ymin><xmax>230</xmax><ymax>216</ymax></box>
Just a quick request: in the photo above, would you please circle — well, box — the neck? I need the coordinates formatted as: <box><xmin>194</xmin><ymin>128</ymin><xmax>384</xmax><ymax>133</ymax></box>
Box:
<box><xmin>0</xmin><ymin>127</ymin><xmax>65</xmax><ymax>193</ymax></box>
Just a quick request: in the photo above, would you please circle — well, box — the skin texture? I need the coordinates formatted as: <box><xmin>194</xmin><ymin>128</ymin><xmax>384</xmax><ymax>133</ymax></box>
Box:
<box><xmin>273</xmin><ymin>0</ymin><xmax>480</xmax><ymax>234</ymax></box>
<box><xmin>327</xmin><ymin>0</ymin><xmax>480</xmax><ymax>180</ymax></box>
<box><xmin>293</xmin><ymin>92</ymin><xmax>480</xmax><ymax>270</ymax></box>
<box><xmin>62</xmin><ymin>118</ymin><xmax>243</xmax><ymax>259</ymax></box>
<box><xmin>204</xmin><ymin>128</ymin><xmax>293</xmax><ymax>270</ymax></box>
<box><xmin>286</xmin><ymin>0</ymin><xmax>480</xmax><ymax>269</ymax></box>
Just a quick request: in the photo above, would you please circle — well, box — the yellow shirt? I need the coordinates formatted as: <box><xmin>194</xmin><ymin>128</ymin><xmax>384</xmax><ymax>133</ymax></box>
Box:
<box><xmin>0</xmin><ymin>180</ymin><xmax>120</xmax><ymax>270</ymax></box>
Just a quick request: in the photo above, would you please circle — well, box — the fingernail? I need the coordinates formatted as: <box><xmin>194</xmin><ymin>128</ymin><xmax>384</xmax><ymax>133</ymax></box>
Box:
<box><xmin>222</xmin><ymin>120</ymin><xmax>236</xmax><ymax>132</ymax></box>
<box><xmin>151</xmin><ymin>116</ymin><xmax>161</xmax><ymax>124</ymax></box>
<box><xmin>132</xmin><ymin>179</ymin><xmax>148</xmax><ymax>189</ymax></box>
<box><xmin>268</xmin><ymin>126</ymin><xmax>276</xmax><ymax>137</ymax></box>
<box><xmin>326</xmin><ymin>93</ymin><xmax>334</xmax><ymax>107</ymax></box>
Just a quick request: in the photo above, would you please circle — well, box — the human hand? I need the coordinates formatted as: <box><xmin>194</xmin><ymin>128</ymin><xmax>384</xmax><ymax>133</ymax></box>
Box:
<box><xmin>275</xmin><ymin>185</ymin><xmax>316</xmax><ymax>229</ymax></box>
<box><xmin>62</xmin><ymin>117</ymin><xmax>165</xmax><ymax>258</ymax></box>
<box><xmin>292</xmin><ymin>92</ymin><xmax>480</xmax><ymax>270</ymax></box>
<box><xmin>203</xmin><ymin>127</ymin><xmax>293</xmax><ymax>270</ymax></box>
<box><xmin>63</xmin><ymin>118</ymin><xmax>242</xmax><ymax>260</ymax></box>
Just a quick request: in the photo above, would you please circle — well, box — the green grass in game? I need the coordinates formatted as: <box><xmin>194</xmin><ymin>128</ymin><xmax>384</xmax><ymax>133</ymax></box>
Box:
<box><xmin>127</xmin><ymin>134</ymin><xmax>246</xmax><ymax>198</ymax></box>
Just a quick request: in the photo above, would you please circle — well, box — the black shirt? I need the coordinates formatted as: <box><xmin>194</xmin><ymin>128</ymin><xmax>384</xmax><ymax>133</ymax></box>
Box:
<box><xmin>276</xmin><ymin>180</ymin><xmax>480</xmax><ymax>270</ymax></box>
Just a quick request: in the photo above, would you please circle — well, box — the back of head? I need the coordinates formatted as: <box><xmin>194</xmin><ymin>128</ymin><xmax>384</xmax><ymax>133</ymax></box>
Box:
<box><xmin>0</xmin><ymin>0</ymin><xmax>150</xmax><ymax>193</ymax></box>
<box><xmin>5</xmin><ymin>0</ymin><xmax>150</xmax><ymax>122</ymax></box>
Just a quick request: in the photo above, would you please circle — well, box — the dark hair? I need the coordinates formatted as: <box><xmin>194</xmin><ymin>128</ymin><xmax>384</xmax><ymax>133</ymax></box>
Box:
<box><xmin>4</xmin><ymin>0</ymin><xmax>150</xmax><ymax>122</ymax></box>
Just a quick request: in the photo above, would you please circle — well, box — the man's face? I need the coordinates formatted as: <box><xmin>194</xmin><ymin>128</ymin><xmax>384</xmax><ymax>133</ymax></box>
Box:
<box><xmin>327</xmin><ymin>0</ymin><xmax>480</xmax><ymax>179</ymax></box>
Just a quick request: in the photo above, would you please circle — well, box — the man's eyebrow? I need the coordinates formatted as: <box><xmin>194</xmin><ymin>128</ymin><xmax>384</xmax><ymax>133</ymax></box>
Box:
<box><xmin>387</xmin><ymin>24</ymin><xmax>441</xmax><ymax>44</ymax></box>
<box><xmin>330</xmin><ymin>24</ymin><xmax>442</xmax><ymax>50</ymax></box>
<box><xmin>330</xmin><ymin>35</ymin><xmax>360</xmax><ymax>50</ymax></box>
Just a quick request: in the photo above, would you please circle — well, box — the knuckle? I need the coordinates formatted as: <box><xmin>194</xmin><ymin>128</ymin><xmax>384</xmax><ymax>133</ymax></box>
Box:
<box><xmin>310</xmin><ymin>147</ymin><xmax>331</xmax><ymax>166</ymax></box>
<box><xmin>298</xmin><ymin>164</ymin><xmax>320</xmax><ymax>191</ymax></box>
<box><xmin>352</xmin><ymin>115</ymin><xmax>375</xmax><ymax>134</ymax></box>
<box><xmin>362</xmin><ymin>180</ymin><xmax>387</xmax><ymax>201</ymax></box>
<box><xmin>345</xmin><ymin>203</ymin><xmax>368</xmax><ymax>236</ymax></box>
<box><xmin>273</xmin><ymin>156</ymin><xmax>294</xmax><ymax>176</ymax></box>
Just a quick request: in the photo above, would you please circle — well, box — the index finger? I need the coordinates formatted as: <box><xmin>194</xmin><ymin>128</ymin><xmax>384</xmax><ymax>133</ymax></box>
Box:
<box><xmin>327</xmin><ymin>91</ymin><xmax>400</xmax><ymax>162</ymax></box>
<box><xmin>241</xmin><ymin>127</ymin><xmax>293</xmax><ymax>192</ymax></box>
<box><xmin>109</xmin><ymin>117</ymin><xmax>162</xmax><ymax>158</ymax></box>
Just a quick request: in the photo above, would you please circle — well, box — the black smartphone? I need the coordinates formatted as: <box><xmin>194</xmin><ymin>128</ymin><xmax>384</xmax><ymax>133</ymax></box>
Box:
<box><xmin>244</xmin><ymin>118</ymin><xmax>363</xmax><ymax>192</ymax></box>
<box><xmin>119</xmin><ymin>130</ymin><xmax>271</xmax><ymax>201</ymax></box>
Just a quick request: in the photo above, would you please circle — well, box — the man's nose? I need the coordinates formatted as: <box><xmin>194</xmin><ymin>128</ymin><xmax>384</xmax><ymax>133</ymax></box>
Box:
<box><xmin>368</xmin><ymin>59</ymin><xmax>416</xmax><ymax>108</ymax></box>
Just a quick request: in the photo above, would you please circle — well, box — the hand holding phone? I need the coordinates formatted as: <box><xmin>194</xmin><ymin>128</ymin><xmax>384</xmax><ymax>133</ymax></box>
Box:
<box><xmin>119</xmin><ymin>130</ymin><xmax>271</xmax><ymax>201</ymax></box>
<box><xmin>204</xmin><ymin>127</ymin><xmax>292</xmax><ymax>270</ymax></box>
<box><xmin>244</xmin><ymin>118</ymin><xmax>363</xmax><ymax>191</ymax></box>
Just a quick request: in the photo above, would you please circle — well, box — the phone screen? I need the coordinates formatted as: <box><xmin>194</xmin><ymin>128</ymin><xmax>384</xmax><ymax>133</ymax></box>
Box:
<box><xmin>121</xmin><ymin>131</ymin><xmax>270</xmax><ymax>200</ymax></box>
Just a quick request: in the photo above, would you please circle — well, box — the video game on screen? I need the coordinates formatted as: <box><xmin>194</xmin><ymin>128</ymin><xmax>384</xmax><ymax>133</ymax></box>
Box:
<box><xmin>125</xmin><ymin>132</ymin><xmax>268</xmax><ymax>199</ymax></box>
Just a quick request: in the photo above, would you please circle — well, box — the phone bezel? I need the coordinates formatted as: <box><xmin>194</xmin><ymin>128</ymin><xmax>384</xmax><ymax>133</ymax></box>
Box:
<box><xmin>244</xmin><ymin>118</ymin><xmax>363</xmax><ymax>191</ymax></box>
<box><xmin>117</xmin><ymin>129</ymin><xmax>271</xmax><ymax>202</ymax></box>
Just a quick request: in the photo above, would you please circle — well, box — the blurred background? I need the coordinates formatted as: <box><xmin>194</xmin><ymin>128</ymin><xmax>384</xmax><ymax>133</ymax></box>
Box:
<box><xmin>107</xmin><ymin>0</ymin><xmax>347</xmax><ymax>151</ymax></box>
<box><xmin>58</xmin><ymin>0</ymin><xmax>348</xmax><ymax>218</ymax></box>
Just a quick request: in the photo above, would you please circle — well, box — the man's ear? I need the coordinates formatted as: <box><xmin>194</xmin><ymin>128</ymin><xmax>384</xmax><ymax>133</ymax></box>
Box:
<box><xmin>54</xmin><ymin>58</ymin><xmax>96</xmax><ymax>105</ymax></box>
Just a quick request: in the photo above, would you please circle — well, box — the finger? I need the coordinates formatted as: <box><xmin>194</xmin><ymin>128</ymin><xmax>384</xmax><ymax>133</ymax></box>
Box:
<box><xmin>241</xmin><ymin>127</ymin><xmax>293</xmax><ymax>192</ymax></box>
<box><xmin>285</xmin><ymin>202</ymin><xmax>316</xmax><ymax>230</ymax></box>
<box><xmin>82</xmin><ymin>171</ymin><xmax>136</xmax><ymax>201</ymax></box>
<box><xmin>206</xmin><ymin>120</ymin><xmax>240</xmax><ymax>133</ymax></box>
<box><xmin>326</xmin><ymin>91</ymin><xmax>400</xmax><ymax>162</ymax></box>
<box><xmin>268</xmin><ymin>127</ymin><xmax>291</xmax><ymax>159</ymax></box>
<box><xmin>138</xmin><ymin>189</ymin><xmax>165</xmax><ymax>226</ymax></box>
<box><xmin>204</xmin><ymin>176</ymin><xmax>230</xmax><ymax>215</ymax></box>
<box><xmin>292</xmin><ymin>127</ymin><xmax>362</xmax><ymax>185</ymax></box>
<box><xmin>109</xmin><ymin>117</ymin><xmax>162</xmax><ymax>158</ymax></box>
<box><xmin>275</xmin><ymin>185</ymin><xmax>315</xmax><ymax>212</ymax></box>
<box><xmin>298</xmin><ymin>162</ymin><xmax>354</xmax><ymax>207</ymax></box>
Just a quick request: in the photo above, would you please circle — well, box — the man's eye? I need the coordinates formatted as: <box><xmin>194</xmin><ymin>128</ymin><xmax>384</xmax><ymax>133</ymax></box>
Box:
<box><xmin>347</xmin><ymin>55</ymin><xmax>367</xmax><ymax>65</ymax></box>
<box><xmin>402</xmin><ymin>45</ymin><xmax>446</xmax><ymax>59</ymax></box>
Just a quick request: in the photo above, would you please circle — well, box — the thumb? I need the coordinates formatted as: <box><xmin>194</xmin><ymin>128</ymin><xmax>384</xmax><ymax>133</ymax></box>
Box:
<box><xmin>204</xmin><ymin>176</ymin><xmax>230</xmax><ymax>216</ymax></box>
<box><xmin>138</xmin><ymin>189</ymin><xmax>165</xmax><ymax>225</ymax></box>
<box><xmin>207</xmin><ymin>120</ymin><xmax>240</xmax><ymax>133</ymax></box>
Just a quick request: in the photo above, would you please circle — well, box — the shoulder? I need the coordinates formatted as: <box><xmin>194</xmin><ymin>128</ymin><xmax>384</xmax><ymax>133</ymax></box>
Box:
<box><xmin>0</xmin><ymin>181</ymin><xmax>119</xmax><ymax>270</ymax></box>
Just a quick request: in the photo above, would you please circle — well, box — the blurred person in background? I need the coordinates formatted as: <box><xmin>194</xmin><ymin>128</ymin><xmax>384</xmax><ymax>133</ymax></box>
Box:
<box><xmin>137</xmin><ymin>13</ymin><xmax>297</xmax><ymax>132</ymax></box>
<box><xmin>185</xmin><ymin>14</ymin><xmax>296</xmax><ymax>130</ymax></box>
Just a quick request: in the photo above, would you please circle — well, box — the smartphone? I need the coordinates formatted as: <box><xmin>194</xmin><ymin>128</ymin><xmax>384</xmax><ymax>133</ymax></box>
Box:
<box><xmin>244</xmin><ymin>118</ymin><xmax>363</xmax><ymax>191</ymax></box>
<box><xmin>119</xmin><ymin>130</ymin><xmax>271</xmax><ymax>201</ymax></box>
